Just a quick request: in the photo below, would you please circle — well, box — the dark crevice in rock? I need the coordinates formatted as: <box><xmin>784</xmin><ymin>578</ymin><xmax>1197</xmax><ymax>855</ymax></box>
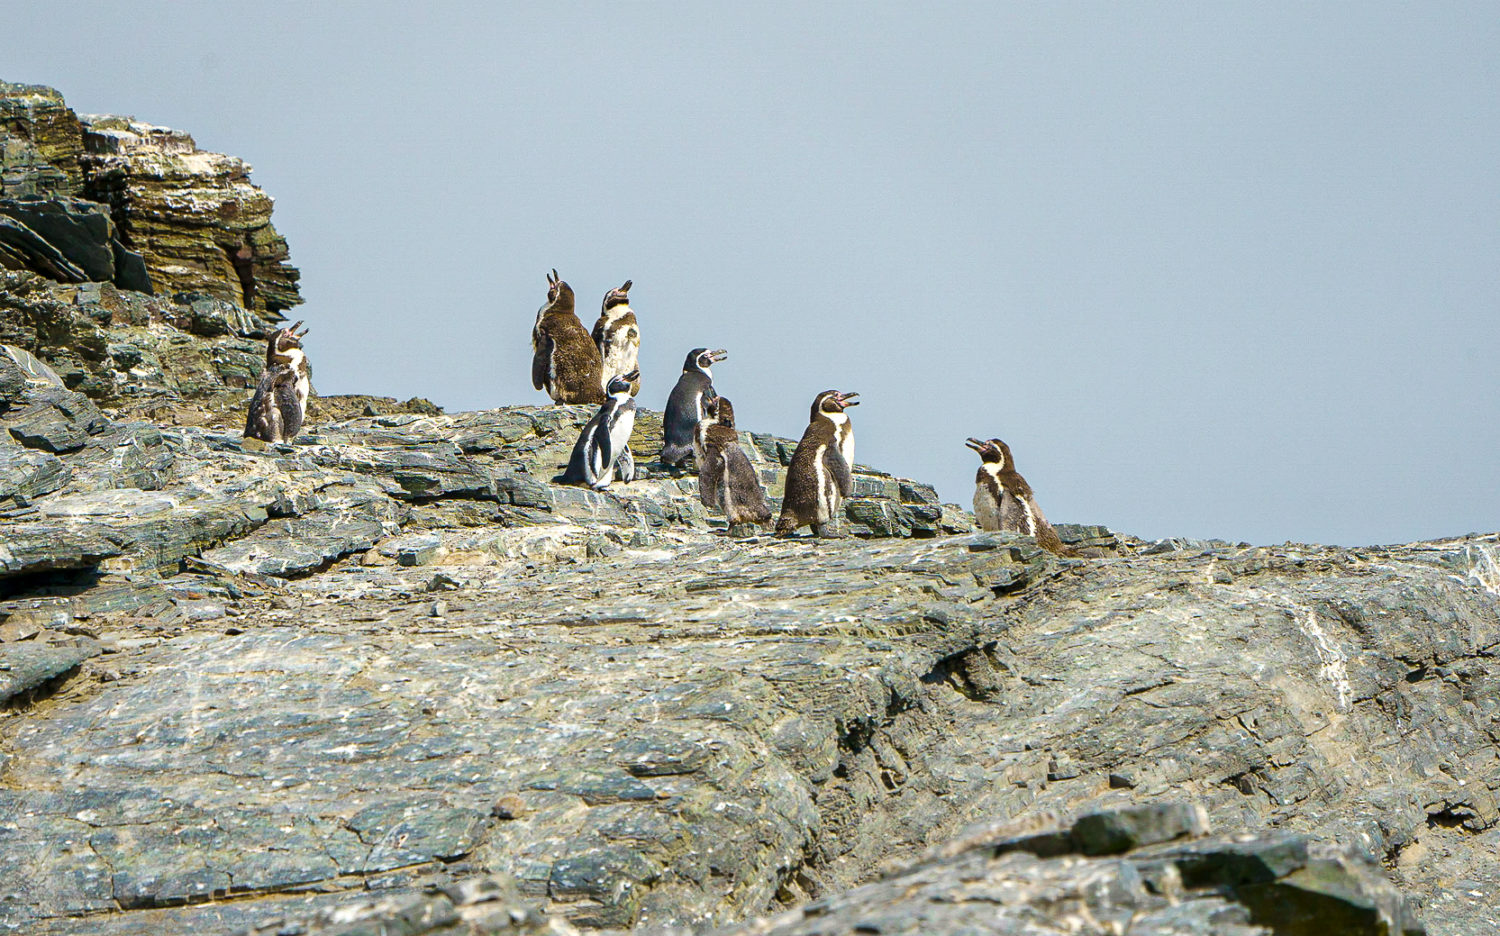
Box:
<box><xmin>0</xmin><ymin>564</ymin><xmax>105</xmax><ymax>601</ymax></box>
<box><xmin>919</xmin><ymin>642</ymin><xmax>1008</xmax><ymax>702</ymax></box>
<box><xmin>0</xmin><ymin>661</ymin><xmax>84</xmax><ymax>712</ymax></box>
<box><xmin>1425</xmin><ymin>807</ymin><xmax>1481</xmax><ymax>831</ymax></box>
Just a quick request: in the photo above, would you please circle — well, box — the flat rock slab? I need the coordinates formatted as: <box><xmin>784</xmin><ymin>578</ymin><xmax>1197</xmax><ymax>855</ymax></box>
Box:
<box><xmin>0</xmin><ymin>638</ymin><xmax>100</xmax><ymax>704</ymax></box>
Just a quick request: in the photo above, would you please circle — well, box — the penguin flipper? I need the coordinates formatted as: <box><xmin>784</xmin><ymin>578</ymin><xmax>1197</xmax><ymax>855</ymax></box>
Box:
<box><xmin>824</xmin><ymin>445</ymin><xmax>854</xmax><ymax>498</ymax></box>
<box><xmin>531</xmin><ymin>330</ymin><xmax>552</xmax><ymax>392</ymax></box>
<box><xmin>245</xmin><ymin>372</ymin><xmax>283</xmax><ymax>442</ymax></box>
<box><xmin>594</xmin><ymin>421</ymin><xmax>614</xmax><ymax>481</ymax></box>
<box><xmin>273</xmin><ymin>370</ymin><xmax>304</xmax><ymax>440</ymax></box>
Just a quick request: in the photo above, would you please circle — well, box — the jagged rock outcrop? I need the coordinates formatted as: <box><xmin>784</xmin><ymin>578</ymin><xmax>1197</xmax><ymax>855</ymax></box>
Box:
<box><xmin>80</xmin><ymin>114</ymin><xmax>300</xmax><ymax>313</ymax></box>
<box><xmin>1</xmin><ymin>80</ymin><xmax>303</xmax><ymax>423</ymax></box>
<box><xmin>0</xmin><ymin>81</ymin><xmax>300</xmax><ymax>317</ymax></box>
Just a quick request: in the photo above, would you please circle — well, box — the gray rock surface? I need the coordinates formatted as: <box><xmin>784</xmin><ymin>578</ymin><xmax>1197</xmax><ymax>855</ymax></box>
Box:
<box><xmin>0</xmin><ymin>380</ymin><xmax>1495</xmax><ymax>935</ymax></box>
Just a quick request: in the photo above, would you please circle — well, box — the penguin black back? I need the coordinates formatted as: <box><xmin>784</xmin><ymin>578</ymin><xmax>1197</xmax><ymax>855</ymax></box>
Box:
<box><xmin>661</xmin><ymin>347</ymin><xmax>727</xmax><ymax>468</ymax></box>
<box><xmin>532</xmin><ymin>270</ymin><xmax>607</xmax><ymax>405</ymax></box>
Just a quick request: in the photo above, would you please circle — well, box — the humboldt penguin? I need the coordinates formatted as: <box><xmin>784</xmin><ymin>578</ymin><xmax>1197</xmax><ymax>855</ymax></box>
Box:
<box><xmin>592</xmin><ymin>279</ymin><xmax>640</xmax><ymax>396</ymax></box>
<box><xmin>244</xmin><ymin>321</ymin><xmax>311</xmax><ymax>443</ymax></box>
<box><xmin>695</xmin><ymin>393</ymin><xmax>772</xmax><ymax>529</ymax></box>
<box><xmin>965</xmin><ymin>437</ymin><xmax>1074</xmax><ymax>556</ymax></box>
<box><xmin>532</xmin><ymin>270</ymin><xmax>607</xmax><ymax>405</ymax></box>
<box><xmin>561</xmin><ymin>369</ymin><xmax>640</xmax><ymax>490</ymax></box>
<box><xmin>774</xmin><ymin>390</ymin><xmax>859</xmax><ymax>537</ymax></box>
<box><xmin>660</xmin><ymin>347</ymin><xmax>727</xmax><ymax>468</ymax></box>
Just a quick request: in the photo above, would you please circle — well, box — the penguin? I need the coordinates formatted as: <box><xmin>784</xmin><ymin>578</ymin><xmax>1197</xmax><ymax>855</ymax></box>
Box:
<box><xmin>532</xmin><ymin>270</ymin><xmax>607</xmax><ymax>405</ymax></box>
<box><xmin>244</xmin><ymin>321</ymin><xmax>310</xmax><ymax>443</ymax></box>
<box><xmin>775</xmin><ymin>390</ymin><xmax>859</xmax><ymax>537</ymax></box>
<box><xmin>964</xmin><ymin>437</ymin><xmax>1075</xmax><ymax>556</ymax></box>
<box><xmin>660</xmin><ymin>347</ymin><xmax>727</xmax><ymax>468</ymax></box>
<box><xmin>694</xmin><ymin>393</ymin><xmax>772</xmax><ymax>529</ymax></box>
<box><xmin>592</xmin><ymin>279</ymin><xmax>641</xmax><ymax>396</ymax></box>
<box><xmin>561</xmin><ymin>369</ymin><xmax>640</xmax><ymax>490</ymax></box>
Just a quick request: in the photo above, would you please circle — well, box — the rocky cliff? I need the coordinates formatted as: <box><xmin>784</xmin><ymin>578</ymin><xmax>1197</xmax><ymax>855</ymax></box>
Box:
<box><xmin>3</xmin><ymin>83</ymin><xmax>1499</xmax><ymax>936</ymax></box>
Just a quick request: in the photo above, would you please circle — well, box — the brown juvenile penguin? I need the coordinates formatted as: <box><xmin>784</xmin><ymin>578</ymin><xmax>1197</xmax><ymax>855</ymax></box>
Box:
<box><xmin>965</xmin><ymin>437</ymin><xmax>1075</xmax><ymax>556</ymax></box>
<box><xmin>695</xmin><ymin>393</ymin><xmax>772</xmax><ymax>529</ymax></box>
<box><xmin>532</xmin><ymin>270</ymin><xmax>607</xmax><ymax>404</ymax></box>
<box><xmin>244</xmin><ymin>321</ymin><xmax>310</xmax><ymax>443</ymax></box>
<box><xmin>775</xmin><ymin>389</ymin><xmax>859</xmax><ymax>537</ymax></box>
<box><xmin>592</xmin><ymin>279</ymin><xmax>641</xmax><ymax>396</ymax></box>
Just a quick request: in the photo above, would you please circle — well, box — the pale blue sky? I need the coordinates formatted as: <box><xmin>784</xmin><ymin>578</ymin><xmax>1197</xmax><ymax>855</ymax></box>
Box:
<box><xmin>10</xmin><ymin>2</ymin><xmax>1498</xmax><ymax>545</ymax></box>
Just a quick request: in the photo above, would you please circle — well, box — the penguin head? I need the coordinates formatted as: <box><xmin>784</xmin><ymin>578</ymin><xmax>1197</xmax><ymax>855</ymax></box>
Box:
<box><xmin>606</xmin><ymin>369</ymin><xmax>639</xmax><ymax>397</ymax></box>
<box><xmin>545</xmin><ymin>269</ymin><xmax>575</xmax><ymax>310</ymax></box>
<box><xmin>683</xmin><ymin>348</ymin><xmax>728</xmax><ymax>375</ymax></box>
<box><xmin>602</xmin><ymin>280</ymin><xmax>633</xmax><ymax>311</ymax></box>
<box><xmin>714</xmin><ymin>395</ymin><xmax>736</xmax><ymax>429</ymax></box>
<box><xmin>267</xmin><ymin>321</ymin><xmax>309</xmax><ymax>368</ymax></box>
<box><xmin>812</xmin><ymin>390</ymin><xmax>859</xmax><ymax>421</ymax></box>
<box><xmin>965</xmin><ymin>437</ymin><xmax>1012</xmax><ymax>470</ymax></box>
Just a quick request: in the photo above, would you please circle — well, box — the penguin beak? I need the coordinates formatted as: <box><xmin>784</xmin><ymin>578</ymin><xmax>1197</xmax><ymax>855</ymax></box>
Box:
<box><xmin>838</xmin><ymin>391</ymin><xmax>859</xmax><ymax>408</ymax></box>
<box><xmin>965</xmin><ymin>437</ymin><xmax>986</xmax><ymax>453</ymax></box>
<box><xmin>624</xmin><ymin>369</ymin><xmax>640</xmax><ymax>382</ymax></box>
<box><xmin>710</xmin><ymin>350</ymin><xmax>728</xmax><ymax>362</ymax></box>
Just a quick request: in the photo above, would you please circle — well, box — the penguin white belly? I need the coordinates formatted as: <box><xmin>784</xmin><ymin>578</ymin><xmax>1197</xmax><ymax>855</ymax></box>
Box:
<box><xmin>839</xmin><ymin>429</ymin><xmax>855</xmax><ymax>478</ymax></box>
<box><xmin>600</xmin><ymin>331</ymin><xmax>638</xmax><ymax>384</ymax></box>
<box><xmin>811</xmin><ymin>442</ymin><xmax>836</xmax><ymax>523</ymax></box>
<box><xmin>595</xmin><ymin>407</ymin><xmax>634</xmax><ymax>488</ymax></box>
<box><xmin>294</xmin><ymin>370</ymin><xmax>311</xmax><ymax>415</ymax></box>
<box><xmin>973</xmin><ymin>485</ymin><xmax>1003</xmax><ymax>531</ymax></box>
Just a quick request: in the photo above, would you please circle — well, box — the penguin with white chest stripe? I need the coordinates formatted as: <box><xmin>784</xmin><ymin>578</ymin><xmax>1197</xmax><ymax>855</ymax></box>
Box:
<box><xmin>592</xmin><ymin>280</ymin><xmax>640</xmax><ymax>396</ymax></box>
<box><xmin>561</xmin><ymin>369</ymin><xmax>640</xmax><ymax>490</ymax></box>
<box><xmin>775</xmin><ymin>389</ymin><xmax>859</xmax><ymax>537</ymax></box>
<box><xmin>244</xmin><ymin>321</ymin><xmax>310</xmax><ymax>443</ymax></box>
<box><xmin>660</xmin><ymin>348</ymin><xmax>727</xmax><ymax>468</ymax></box>
<box><xmin>695</xmin><ymin>393</ymin><xmax>772</xmax><ymax>530</ymax></box>
<box><xmin>965</xmin><ymin>437</ymin><xmax>1075</xmax><ymax>556</ymax></box>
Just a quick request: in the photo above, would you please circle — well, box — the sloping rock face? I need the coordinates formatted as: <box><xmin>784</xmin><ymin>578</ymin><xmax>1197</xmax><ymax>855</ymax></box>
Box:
<box><xmin>1</xmin><ymin>352</ymin><xmax>1497</xmax><ymax>934</ymax></box>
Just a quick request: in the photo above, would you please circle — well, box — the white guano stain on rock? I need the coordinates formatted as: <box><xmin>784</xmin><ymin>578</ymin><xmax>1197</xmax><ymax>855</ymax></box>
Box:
<box><xmin>1298</xmin><ymin>609</ymin><xmax>1351</xmax><ymax>712</ymax></box>
<box><xmin>1466</xmin><ymin>544</ymin><xmax>1500</xmax><ymax>597</ymax></box>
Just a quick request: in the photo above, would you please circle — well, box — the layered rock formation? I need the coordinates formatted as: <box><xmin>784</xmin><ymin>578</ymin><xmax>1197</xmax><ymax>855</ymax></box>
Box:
<box><xmin>0</xmin><ymin>81</ymin><xmax>299</xmax><ymax>317</ymax></box>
